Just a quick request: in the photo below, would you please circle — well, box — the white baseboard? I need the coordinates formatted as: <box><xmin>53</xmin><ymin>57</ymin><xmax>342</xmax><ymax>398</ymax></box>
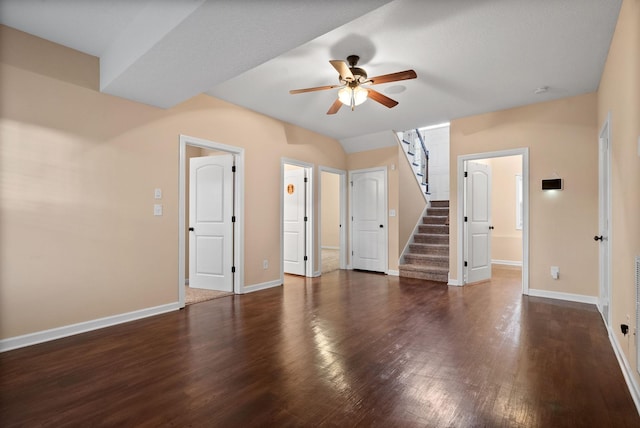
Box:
<box><xmin>387</xmin><ymin>269</ymin><xmax>399</xmax><ymax>276</ymax></box>
<box><xmin>492</xmin><ymin>259</ymin><xmax>523</xmax><ymax>267</ymax></box>
<box><xmin>447</xmin><ymin>273</ymin><xmax>462</xmax><ymax>286</ymax></box>
<box><xmin>608</xmin><ymin>326</ymin><xmax>640</xmax><ymax>416</ymax></box>
<box><xmin>0</xmin><ymin>302</ymin><xmax>180</xmax><ymax>353</ymax></box>
<box><xmin>347</xmin><ymin>264</ymin><xmax>353</xmax><ymax>270</ymax></box>
<box><xmin>242</xmin><ymin>279</ymin><xmax>281</xmax><ymax>294</ymax></box>
<box><xmin>312</xmin><ymin>270</ymin><xmax>322</xmax><ymax>277</ymax></box>
<box><xmin>321</xmin><ymin>246</ymin><xmax>340</xmax><ymax>250</ymax></box>
<box><xmin>527</xmin><ymin>288</ymin><xmax>598</xmax><ymax>305</ymax></box>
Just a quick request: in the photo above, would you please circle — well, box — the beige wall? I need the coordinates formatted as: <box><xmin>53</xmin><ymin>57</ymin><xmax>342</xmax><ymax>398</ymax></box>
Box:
<box><xmin>347</xmin><ymin>146</ymin><xmax>399</xmax><ymax>271</ymax></box>
<box><xmin>597</xmin><ymin>0</ymin><xmax>640</xmax><ymax>389</ymax></box>
<box><xmin>0</xmin><ymin>26</ymin><xmax>348</xmax><ymax>338</ymax></box>
<box><xmin>398</xmin><ymin>145</ymin><xmax>428</xmax><ymax>258</ymax></box>
<box><xmin>321</xmin><ymin>172</ymin><xmax>340</xmax><ymax>248</ymax></box>
<box><xmin>487</xmin><ymin>155</ymin><xmax>522</xmax><ymax>263</ymax></box>
<box><xmin>450</xmin><ymin>93</ymin><xmax>599</xmax><ymax>295</ymax></box>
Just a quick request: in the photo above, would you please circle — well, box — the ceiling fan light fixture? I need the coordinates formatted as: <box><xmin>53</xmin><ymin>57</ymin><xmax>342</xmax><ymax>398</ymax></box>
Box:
<box><xmin>338</xmin><ymin>85</ymin><xmax>368</xmax><ymax>108</ymax></box>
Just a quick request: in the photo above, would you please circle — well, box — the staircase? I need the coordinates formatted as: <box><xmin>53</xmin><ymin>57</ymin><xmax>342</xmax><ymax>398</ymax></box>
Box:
<box><xmin>399</xmin><ymin>200</ymin><xmax>449</xmax><ymax>282</ymax></box>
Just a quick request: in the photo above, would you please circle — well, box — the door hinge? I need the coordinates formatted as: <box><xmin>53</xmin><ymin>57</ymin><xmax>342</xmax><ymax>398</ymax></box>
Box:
<box><xmin>352</xmin><ymin>250</ymin><xmax>354</xmax><ymax>256</ymax></box>
<box><xmin>232</xmin><ymin>216</ymin><xmax>236</xmax><ymax>223</ymax></box>
<box><xmin>231</xmin><ymin>266</ymin><xmax>236</xmax><ymax>273</ymax></box>
<box><xmin>464</xmin><ymin>171</ymin><xmax>468</xmax><ymax>178</ymax></box>
<box><xmin>304</xmin><ymin>256</ymin><xmax>308</xmax><ymax>261</ymax></box>
<box><xmin>232</xmin><ymin>165</ymin><xmax>236</xmax><ymax>173</ymax></box>
<box><xmin>350</xmin><ymin>181</ymin><xmax>353</xmax><ymax>187</ymax></box>
<box><xmin>464</xmin><ymin>216</ymin><xmax>468</xmax><ymax>222</ymax></box>
<box><xmin>304</xmin><ymin>177</ymin><xmax>308</xmax><ymax>183</ymax></box>
<box><xmin>464</xmin><ymin>261</ymin><xmax>468</xmax><ymax>267</ymax></box>
<box><xmin>304</xmin><ymin>216</ymin><xmax>308</xmax><ymax>222</ymax></box>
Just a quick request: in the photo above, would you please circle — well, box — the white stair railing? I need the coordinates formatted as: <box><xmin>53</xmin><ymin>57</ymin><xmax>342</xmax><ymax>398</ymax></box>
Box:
<box><xmin>398</xmin><ymin>129</ymin><xmax>430</xmax><ymax>202</ymax></box>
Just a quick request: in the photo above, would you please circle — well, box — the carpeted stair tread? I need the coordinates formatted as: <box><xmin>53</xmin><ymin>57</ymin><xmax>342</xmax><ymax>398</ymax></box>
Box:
<box><xmin>418</xmin><ymin>224</ymin><xmax>450</xmax><ymax>234</ymax></box>
<box><xmin>414</xmin><ymin>233</ymin><xmax>449</xmax><ymax>245</ymax></box>
<box><xmin>400</xmin><ymin>263</ymin><xmax>449</xmax><ymax>272</ymax></box>
<box><xmin>422</xmin><ymin>215</ymin><xmax>448</xmax><ymax>224</ymax></box>
<box><xmin>409</xmin><ymin>243</ymin><xmax>449</xmax><ymax>255</ymax></box>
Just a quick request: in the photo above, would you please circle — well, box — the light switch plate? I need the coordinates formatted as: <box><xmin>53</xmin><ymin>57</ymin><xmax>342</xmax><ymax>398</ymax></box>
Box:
<box><xmin>389</xmin><ymin>209</ymin><xmax>396</xmax><ymax>217</ymax></box>
<box><xmin>154</xmin><ymin>188</ymin><xmax>162</xmax><ymax>199</ymax></box>
<box><xmin>154</xmin><ymin>204</ymin><xmax>163</xmax><ymax>216</ymax></box>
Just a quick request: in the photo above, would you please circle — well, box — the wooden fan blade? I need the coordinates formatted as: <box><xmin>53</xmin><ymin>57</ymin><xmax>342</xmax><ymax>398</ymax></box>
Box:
<box><xmin>368</xmin><ymin>69</ymin><xmax>417</xmax><ymax>85</ymax></box>
<box><xmin>327</xmin><ymin>98</ymin><xmax>343</xmax><ymax>115</ymax></box>
<box><xmin>289</xmin><ymin>85</ymin><xmax>340</xmax><ymax>94</ymax></box>
<box><xmin>330</xmin><ymin>60</ymin><xmax>354</xmax><ymax>81</ymax></box>
<box><xmin>367</xmin><ymin>89</ymin><xmax>399</xmax><ymax>108</ymax></box>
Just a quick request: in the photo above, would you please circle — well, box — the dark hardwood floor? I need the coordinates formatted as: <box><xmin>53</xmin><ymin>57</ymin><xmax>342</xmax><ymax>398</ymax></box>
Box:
<box><xmin>1</xmin><ymin>267</ymin><xmax>638</xmax><ymax>427</ymax></box>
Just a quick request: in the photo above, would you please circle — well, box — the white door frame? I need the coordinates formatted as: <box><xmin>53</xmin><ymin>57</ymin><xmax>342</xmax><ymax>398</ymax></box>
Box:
<box><xmin>598</xmin><ymin>113</ymin><xmax>612</xmax><ymax>326</ymax></box>
<box><xmin>281</xmin><ymin>158</ymin><xmax>314</xmax><ymax>280</ymax></box>
<box><xmin>348</xmin><ymin>166</ymin><xmax>389</xmax><ymax>274</ymax></box>
<box><xmin>456</xmin><ymin>148</ymin><xmax>529</xmax><ymax>294</ymax></box>
<box><xmin>179</xmin><ymin>135</ymin><xmax>245</xmax><ymax>307</ymax></box>
<box><xmin>318</xmin><ymin>166</ymin><xmax>348</xmax><ymax>271</ymax></box>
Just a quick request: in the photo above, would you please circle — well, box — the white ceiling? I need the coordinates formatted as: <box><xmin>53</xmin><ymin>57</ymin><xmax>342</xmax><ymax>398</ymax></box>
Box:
<box><xmin>0</xmin><ymin>0</ymin><xmax>621</xmax><ymax>152</ymax></box>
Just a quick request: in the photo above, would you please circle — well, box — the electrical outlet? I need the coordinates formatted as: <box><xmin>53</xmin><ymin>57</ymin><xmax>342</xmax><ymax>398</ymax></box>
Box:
<box><xmin>263</xmin><ymin>259</ymin><xmax>268</xmax><ymax>269</ymax></box>
<box><xmin>550</xmin><ymin>266</ymin><xmax>559</xmax><ymax>279</ymax></box>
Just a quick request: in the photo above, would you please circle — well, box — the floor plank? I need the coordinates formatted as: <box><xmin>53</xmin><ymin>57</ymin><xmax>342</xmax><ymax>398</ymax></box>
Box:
<box><xmin>1</xmin><ymin>268</ymin><xmax>638</xmax><ymax>427</ymax></box>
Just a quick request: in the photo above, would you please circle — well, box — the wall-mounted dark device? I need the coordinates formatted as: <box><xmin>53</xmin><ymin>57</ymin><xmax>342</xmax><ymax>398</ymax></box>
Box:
<box><xmin>621</xmin><ymin>324</ymin><xmax>629</xmax><ymax>335</ymax></box>
<box><xmin>542</xmin><ymin>178</ymin><xmax>563</xmax><ymax>190</ymax></box>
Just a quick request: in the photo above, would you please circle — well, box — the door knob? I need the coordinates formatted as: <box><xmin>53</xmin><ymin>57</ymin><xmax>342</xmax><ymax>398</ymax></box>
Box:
<box><xmin>489</xmin><ymin>226</ymin><xmax>494</xmax><ymax>230</ymax></box>
<box><xmin>379</xmin><ymin>224</ymin><xmax>384</xmax><ymax>228</ymax></box>
<box><xmin>189</xmin><ymin>227</ymin><xmax>194</xmax><ymax>232</ymax></box>
<box><xmin>593</xmin><ymin>235</ymin><xmax>603</xmax><ymax>241</ymax></box>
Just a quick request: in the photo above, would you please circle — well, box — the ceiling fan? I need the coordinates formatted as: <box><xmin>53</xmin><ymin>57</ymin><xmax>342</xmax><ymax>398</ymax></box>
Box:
<box><xmin>289</xmin><ymin>55</ymin><xmax>417</xmax><ymax>115</ymax></box>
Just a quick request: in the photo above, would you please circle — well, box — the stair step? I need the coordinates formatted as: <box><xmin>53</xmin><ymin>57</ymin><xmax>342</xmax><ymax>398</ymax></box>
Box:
<box><xmin>409</xmin><ymin>243</ymin><xmax>449</xmax><ymax>256</ymax></box>
<box><xmin>427</xmin><ymin>207</ymin><xmax>449</xmax><ymax>216</ymax></box>
<box><xmin>404</xmin><ymin>253</ymin><xmax>449</xmax><ymax>268</ymax></box>
<box><xmin>414</xmin><ymin>233</ymin><xmax>449</xmax><ymax>245</ymax></box>
<box><xmin>422</xmin><ymin>215</ymin><xmax>448</xmax><ymax>225</ymax></box>
<box><xmin>399</xmin><ymin>264</ymin><xmax>448</xmax><ymax>282</ymax></box>
<box><xmin>418</xmin><ymin>224</ymin><xmax>449</xmax><ymax>234</ymax></box>
<box><xmin>430</xmin><ymin>200</ymin><xmax>450</xmax><ymax>208</ymax></box>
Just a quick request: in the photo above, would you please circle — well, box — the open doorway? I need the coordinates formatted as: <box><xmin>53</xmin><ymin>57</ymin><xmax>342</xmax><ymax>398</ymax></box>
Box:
<box><xmin>457</xmin><ymin>149</ymin><xmax>529</xmax><ymax>293</ymax></box>
<box><xmin>178</xmin><ymin>135</ymin><xmax>245</xmax><ymax>307</ymax></box>
<box><xmin>319</xmin><ymin>167</ymin><xmax>347</xmax><ymax>274</ymax></box>
<box><xmin>281</xmin><ymin>159</ymin><xmax>313</xmax><ymax>279</ymax></box>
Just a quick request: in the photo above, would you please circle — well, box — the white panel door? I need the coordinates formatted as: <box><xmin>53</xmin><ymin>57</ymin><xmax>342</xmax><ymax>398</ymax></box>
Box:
<box><xmin>284</xmin><ymin>168</ymin><xmax>306</xmax><ymax>275</ymax></box>
<box><xmin>189</xmin><ymin>154</ymin><xmax>234</xmax><ymax>292</ymax></box>
<box><xmin>351</xmin><ymin>169</ymin><xmax>386</xmax><ymax>272</ymax></box>
<box><xmin>598</xmin><ymin>132</ymin><xmax>611</xmax><ymax>325</ymax></box>
<box><xmin>466</xmin><ymin>161</ymin><xmax>492</xmax><ymax>283</ymax></box>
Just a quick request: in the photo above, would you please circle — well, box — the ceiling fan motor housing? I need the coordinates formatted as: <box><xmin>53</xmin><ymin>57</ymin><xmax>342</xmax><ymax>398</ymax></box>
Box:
<box><xmin>341</xmin><ymin>68</ymin><xmax>368</xmax><ymax>85</ymax></box>
<box><xmin>338</xmin><ymin>54</ymin><xmax>368</xmax><ymax>85</ymax></box>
